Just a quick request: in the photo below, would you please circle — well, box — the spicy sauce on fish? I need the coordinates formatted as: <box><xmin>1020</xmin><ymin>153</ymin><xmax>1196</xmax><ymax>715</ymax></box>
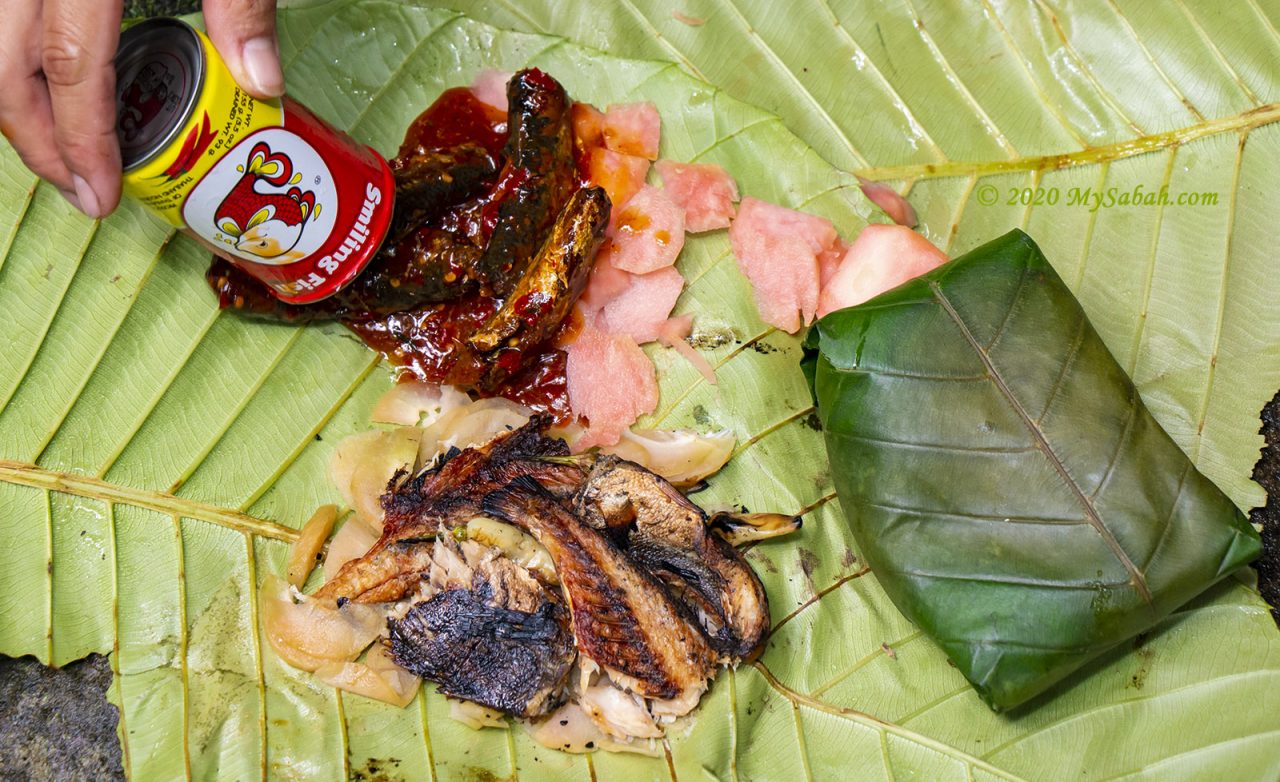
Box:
<box><xmin>346</xmin><ymin>88</ymin><xmax>590</xmax><ymax>421</ymax></box>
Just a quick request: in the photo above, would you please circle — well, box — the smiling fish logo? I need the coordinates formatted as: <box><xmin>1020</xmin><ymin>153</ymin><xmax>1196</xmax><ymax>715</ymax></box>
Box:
<box><xmin>212</xmin><ymin>142</ymin><xmax>322</xmax><ymax>265</ymax></box>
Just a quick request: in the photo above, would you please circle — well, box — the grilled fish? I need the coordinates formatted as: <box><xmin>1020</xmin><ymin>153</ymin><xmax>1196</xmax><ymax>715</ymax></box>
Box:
<box><xmin>387</xmin><ymin>142</ymin><xmax>497</xmax><ymax>243</ymax></box>
<box><xmin>317</xmin><ymin>417</ymin><xmax>581</xmax><ymax>604</ymax></box>
<box><xmin>469</xmin><ymin>186</ymin><xmax>610</xmax><ymax>358</ymax></box>
<box><xmin>574</xmin><ymin>455</ymin><xmax>773</xmax><ymax>660</ymax></box>
<box><xmin>389</xmin><ymin>535</ymin><xmax>574</xmax><ymax>717</ymax></box>
<box><xmin>313</xmin><ymin>416</ymin><xmax>796</xmax><ymax>742</ymax></box>
<box><xmin>482</xmin><ymin>475</ymin><xmax>718</xmax><ymax>702</ymax></box>
<box><xmin>476</xmin><ymin>68</ymin><xmax>577</xmax><ymax>294</ymax></box>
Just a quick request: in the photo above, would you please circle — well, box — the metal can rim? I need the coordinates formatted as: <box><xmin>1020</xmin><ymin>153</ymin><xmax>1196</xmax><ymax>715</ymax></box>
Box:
<box><xmin>116</xmin><ymin>17</ymin><xmax>207</xmax><ymax>173</ymax></box>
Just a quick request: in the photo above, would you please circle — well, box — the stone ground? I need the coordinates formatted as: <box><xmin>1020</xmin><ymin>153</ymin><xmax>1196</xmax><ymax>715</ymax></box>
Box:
<box><xmin>0</xmin><ymin>655</ymin><xmax>123</xmax><ymax>781</ymax></box>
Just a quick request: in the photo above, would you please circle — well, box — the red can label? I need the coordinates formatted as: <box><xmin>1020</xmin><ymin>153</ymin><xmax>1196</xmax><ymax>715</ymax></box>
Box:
<box><xmin>117</xmin><ymin>20</ymin><xmax>395</xmax><ymax>305</ymax></box>
<box><xmin>182</xmin><ymin>98</ymin><xmax>395</xmax><ymax>303</ymax></box>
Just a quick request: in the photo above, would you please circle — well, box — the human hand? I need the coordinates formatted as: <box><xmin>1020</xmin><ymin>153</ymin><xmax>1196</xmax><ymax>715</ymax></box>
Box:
<box><xmin>0</xmin><ymin>0</ymin><xmax>282</xmax><ymax>219</ymax></box>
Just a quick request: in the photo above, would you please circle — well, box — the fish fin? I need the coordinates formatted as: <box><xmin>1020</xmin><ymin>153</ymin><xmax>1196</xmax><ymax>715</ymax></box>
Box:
<box><xmin>481</xmin><ymin>474</ymin><xmax>547</xmax><ymax>520</ymax></box>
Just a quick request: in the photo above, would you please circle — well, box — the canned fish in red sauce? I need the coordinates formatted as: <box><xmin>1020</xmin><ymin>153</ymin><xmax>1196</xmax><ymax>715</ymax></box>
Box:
<box><xmin>114</xmin><ymin>18</ymin><xmax>395</xmax><ymax>304</ymax></box>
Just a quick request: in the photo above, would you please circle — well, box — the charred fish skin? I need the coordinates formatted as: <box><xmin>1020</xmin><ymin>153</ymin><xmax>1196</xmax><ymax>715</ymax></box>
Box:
<box><xmin>469</xmin><ymin>186</ymin><xmax>610</xmax><ymax>362</ymax></box>
<box><xmin>575</xmin><ymin>457</ymin><xmax>774</xmax><ymax>661</ymax></box>
<box><xmin>475</xmin><ymin>69</ymin><xmax>576</xmax><ymax>295</ymax></box>
<box><xmin>389</xmin><ymin>585</ymin><xmax>574</xmax><ymax>718</ymax></box>
<box><xmin>323</xmin><ymin>418</ymin><xmax>583</xmax><ymax>605</ymax></box>
<box><xmin>482</xmin><ymin>476</ymin><xmax>718</xmax><ymax>702</ymax></box>
<box><xmin>381</xmin><ymin>416</ymin><xmax>582</xmax><ymax>538</ymax></box>
<box><xmin>207</xmin><ymin>227</ymin><xmax>484</xmax><ymax>321</ymax></box>
<box><xmin>313</xmin><ymin>536</ymin><xmax>437</xmax><ymax>604</ymax></box>
<box><xmin>388</xmin><ymin>142</ymin><xmax>497</xmax><ymax>243</ymax></box>
<box><xmin>627</xmin><ymin>531</ymin><xmax>770</xmax><ymax>660</ymax></box>
<box><xmin>335</xmin><ymin>229</ymin><xmax>483</xmax><ymax>316</ymax></box>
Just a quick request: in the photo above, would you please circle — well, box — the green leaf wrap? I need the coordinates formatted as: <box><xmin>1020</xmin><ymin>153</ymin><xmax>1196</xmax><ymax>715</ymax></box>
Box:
<box><xmin>811</xmin><ymin>229</ymin><xmax>1261</xmax><ymax>711</ymax></box>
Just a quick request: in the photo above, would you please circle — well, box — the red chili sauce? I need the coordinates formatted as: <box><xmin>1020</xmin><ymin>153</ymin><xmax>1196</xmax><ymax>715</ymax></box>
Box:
<box><xmin>346</xmin><ymin>88</ymin><xmax>584</xmax><ymax>422</ymax></box>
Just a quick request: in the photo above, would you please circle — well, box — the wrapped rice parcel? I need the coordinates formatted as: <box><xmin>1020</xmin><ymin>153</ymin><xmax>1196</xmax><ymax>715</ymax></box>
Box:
<box><xmin>807</xmin><ymin>229</ymin><xmax>1261</xmax><ymax>711</ymax></box>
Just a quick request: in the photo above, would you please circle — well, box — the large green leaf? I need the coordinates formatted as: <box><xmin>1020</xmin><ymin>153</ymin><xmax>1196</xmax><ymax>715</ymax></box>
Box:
<box><xmin>811</xmin><ymin>229</ymin><xmax>1260</xmax><ymax>710</ymax></box>
<box><xmin>431</xmin><ymin>0</ymin><xmax>1280</xmax><ymax>512</ymax></box>
<box><xmin>0</xmin><ymin>1</ymin><xmax>1276</xmax><ymax>779</ymax></box>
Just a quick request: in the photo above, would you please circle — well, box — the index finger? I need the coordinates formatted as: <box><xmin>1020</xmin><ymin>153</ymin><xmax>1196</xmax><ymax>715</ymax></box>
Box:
<box><xmin>42</xmin><ymin>0</ymin><xmax>124</xmax><ymax>218</ymax></box>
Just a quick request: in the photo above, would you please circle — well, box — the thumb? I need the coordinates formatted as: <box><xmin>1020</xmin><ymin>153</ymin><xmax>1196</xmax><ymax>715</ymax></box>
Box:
<box><xmin>202</xmin><ymin>0</ymin><xmax>283</xmax><ymax>99</ymax></box>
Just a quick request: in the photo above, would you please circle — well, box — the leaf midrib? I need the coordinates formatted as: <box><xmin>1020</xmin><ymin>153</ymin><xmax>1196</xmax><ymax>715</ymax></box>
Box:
<box><xmin>0</xmin><ymin>460</ymin><xmax>298</xmax><ymax>542</ymax></box>
<box><xmin>855</xmin><ymin>103</ymin><xmax>1279</xmax><ymax>181</ymax></box>
<box><xmin>926</xmin><ymin>279</ymin><xmax>1155</xmax><ymax>606</ymax></box>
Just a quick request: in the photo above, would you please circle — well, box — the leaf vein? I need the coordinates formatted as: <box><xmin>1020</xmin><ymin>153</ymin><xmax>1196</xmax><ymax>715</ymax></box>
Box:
<box><xmin>847</xmin><ymin>497</ymin><xmax>1086</xmax><ymax>527</ymax></box>
<box><xmin>29</xmin><ymin>231</ymin><xmax>175</xmax><ymax>465</ymax></box>
<box><xmin>791</xmin><ymin>698</ymin><xmax>815</xmax><ymax>782</ymax></box>
<box><xmin>1139</xmin><ymin>462</ymin><xmax>1191</xmax><ymax>574</ymax></box>
<box><xmin>1034</xmin><ymin>313</ymin><xmax>1087</xmax><ymax>426</ymax></box>
<box><xmin>812</xmin><ymin>0</ymin><xmax>948</xmax><ymax>163</ymax></box>
<box><xmin>982</xmin><ymin>669</ymin><xmax>1280</xmax><ymax>760</ymax></box>
<box><xmin>710</xmin><ymin>0</ymin><xmax>870</xmax><ymax>167</ymax></box>
<box><xmin>107</xmin><ymin>501</ymin><xmax>131</xmax><ymax>777</ymax></box>
<box><xmin>978</xmin><ymin>0</ymin><xmax>1089</xmax><ymax>148</ymax></box>
<box><xmin>1244</xmin><ymin>0</ymin><xmax>1280</xmax><ymax>49</ymax></box>
<box><xmin>42</xmin><ymin>488</ymin><xmax>52</xmax><ymax>663</ymax></box>
<box><xmin>1125</xmin><ymin>147</ymin><xmax>1180</xmax><ymax>374</ymax></box>
<box><xmin>94</xmin><ymin>308</ymin><xmax>223</xmax><ymax>478</ymax></box>
<box><xmin>172</xmin><ymin>514</ymin><xmax>193</xmax><ymax>781</ymax></box>
<box><xmin>808</xmin><ymin>629</ymin><xmax>926</xmax><ymax>698</ymax></box>
<box><xmin>853</xmin><ymin>104</ymin><xmax>1279</xmax><ymax>182</ymax></box>
<box><xmin>242</xmin><ymin>533</ymin><xmax>268</xmax><ymax>782</ymax></box>
<box><xmin>1172</xmin><ymin>0</ymin><xmax>1261</xmax><ymax>106</ymax></box>
<box><xmin>165</xmin><ymin>326</ymin><xmax>308</xmax><ymax>494</ymax></box>
<box><xmin>927</xmin><ymin>279</ymin><xmax>1154</xmax><ymax>605</ymax></box>
<box><xmin>0</xmin><ymin>460</ymin><xmax>298</xmax><ymax>542</ymax></box>
<box><xmin>898</xmin><ymin>0</ymin><xmax>1018</xmax><ymax>158</ymax></box>
<box><xmin>1086</xmin><ymin>388</ymin><xmax>1140</xmax><ymax>503</ymax></box>
<box><xmin>752</xmin><ymin>662</ymin><xmax>1027</xmax><ymax>781</ymax></box>
<box><xmin>0</xmin><ymin>218</ymin><xmax>102</xmax><ymax>418</ymax></box>
<box><xmin>889</xmin><ymin>567</ymin><xmax>1132</xmax><ymax>591</ymax></box>
<box><xmin>770</xmin><ymin>565</ymin><xmax>873</xmax><ymax>635</ymax></box>
<box><xmin>894</xmin><ymin>683</ymin><xmax>972</xmax><ymax>726</ymax></box>
<box><xmin>829</xmin><ymin>430</ymin><xmax>1038</xmax><ymax>457</ymax></box>
<box><xmin>346</xmin><ymin>12</ymin><xmax>468</xmax><ymax>135</ymax></box>
<box><xmin>240</xmin><ymin>355</ymin><xmax>380</xmax><ymax>513</ymax></box>
<box><xmin>1033</xmin><ymin>0</ymin><xmax>1146</xmax><ymax>136</ymax></box>
<box><xmin>1094</xmin><ymin>729</ymin><xmax>1280</xmax><ymax>782</ymax></box>
<box><xmin>1071</xmin><ymin>159</ymin><xmax>1110</xmax><ymax>289</ymax></box>
<box><xmin>1103</xmin><ymin>0</ymin><xmax>1205</xmax><ymax>121</ymax></box>
<box><xmin>0</xmin><ymin>176</ymin><xmax>38</xmax><ymax>278</ymax></box>
<box><xmin>984</xmin><ymin>264</ymin><xmax>1031</xmax><ymax>354</ymax></box>
<box><xmin>1187</xmin><ymin>130</ymin><xmax>1247</xmax><ymax>463</ymax></box>
<box><xmin>614</xmin><ymin>0</ymin><xmax>708</xmax><ymax>81</ymax></box>
<box><xmin>415</xmin><ymin>690</ymin><xmax>439</xmax><ymax>782</ymax></box>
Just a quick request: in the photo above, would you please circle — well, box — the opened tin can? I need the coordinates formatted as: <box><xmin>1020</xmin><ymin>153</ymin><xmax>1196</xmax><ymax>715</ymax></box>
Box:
<box><xmin>115</xmin><ymin>18</ymin><xmax>395</xmax><ymax>304</ymax></box>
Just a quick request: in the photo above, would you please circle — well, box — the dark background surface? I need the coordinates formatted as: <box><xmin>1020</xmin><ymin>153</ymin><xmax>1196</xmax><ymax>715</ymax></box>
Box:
<box><xmin>0</xmin><ymin>8</ymin><xmax>197</xmax><ymax>782</ymax></box>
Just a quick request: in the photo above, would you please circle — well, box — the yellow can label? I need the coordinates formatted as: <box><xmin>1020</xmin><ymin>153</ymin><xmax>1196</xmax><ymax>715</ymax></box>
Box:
<box><xmin>121</xmin><ymin>28</ymin><xmax>282</xmax><ymax>227</ymax></box>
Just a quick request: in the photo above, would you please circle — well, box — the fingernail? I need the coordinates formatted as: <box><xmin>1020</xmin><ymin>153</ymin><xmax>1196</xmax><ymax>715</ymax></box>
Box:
<box><xmin>71</xmin><ymin>175</ymin><xmax>103</xmax><ymax>218</ymax></box>
<box><xmin>242</xmin><ymin>37</ymin><xmax>285</xmax><ymax>97</ymax></box>
<box><xmin>57</xmin><ymin>187</ymin><xmax>83</xmax><ymax>213</ymax></box>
